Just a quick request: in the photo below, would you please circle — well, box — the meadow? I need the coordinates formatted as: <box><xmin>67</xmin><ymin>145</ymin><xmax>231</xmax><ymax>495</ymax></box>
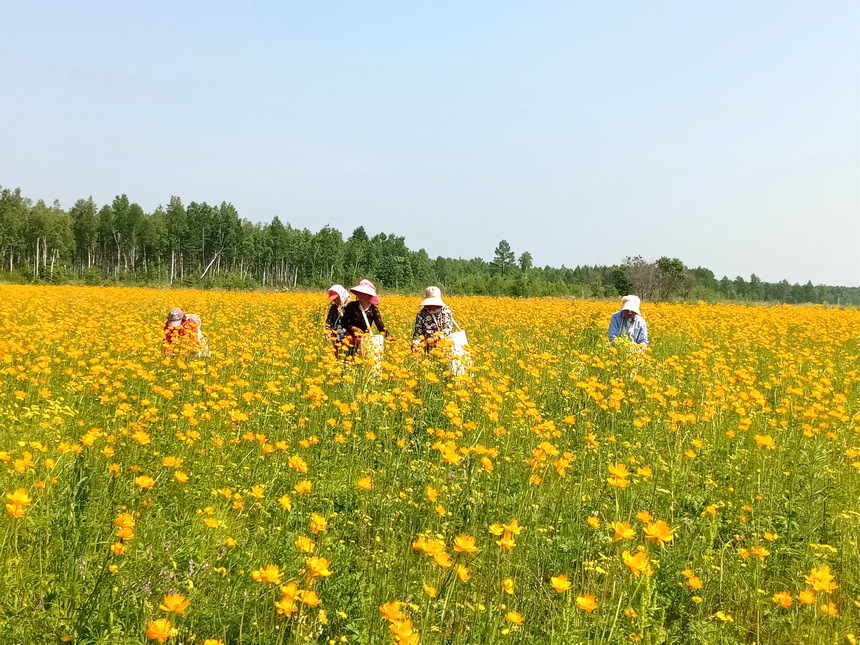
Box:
<box><xmin>0</xmin><ymin>284</ymin><xmax>858</xmax><ymax>645</ymax></box>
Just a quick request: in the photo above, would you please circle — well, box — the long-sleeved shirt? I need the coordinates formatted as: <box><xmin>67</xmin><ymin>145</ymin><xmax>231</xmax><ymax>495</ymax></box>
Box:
<box><xmin>340</xmin><ymin>301</ymin><xmax>387</xmax><ymax>336</ymax></box>
<box><xmin>412</xmin><ymin>306</ymin><xmax>454</xmax><ymax>347</ymax></box>
<box><xmin>325</xmin><ymin>302</ymin><xmax>344</xmax><ymax>331</ymax></box>
<box><xmin>608</xmin><ymin>311</ymin><xmax>648</xmax><ymax>347</ymax></box>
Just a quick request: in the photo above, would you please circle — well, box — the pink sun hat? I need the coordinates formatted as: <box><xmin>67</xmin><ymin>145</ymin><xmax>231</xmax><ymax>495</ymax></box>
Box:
<box><xmin>349</xmin><ymin>279</ymin><xmax>380</xmax><ymax>306</ymax></box>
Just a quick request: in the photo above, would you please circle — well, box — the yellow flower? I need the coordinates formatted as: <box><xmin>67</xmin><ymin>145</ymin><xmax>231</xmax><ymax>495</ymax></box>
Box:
<box><xmin>622</xmin><ymin>550</ymin><xmax>653</xmax><ymax>577</ymax></box>
<box><xmin>797</xmin><ymin>589</ymin><xmax>816</xmax><ymax>604</ymax></box>
<box><xmin>502</xmin><ymin>578</ymin><xmax>514</xmax><ymax>595</ymax></box>
<box><xmin>423</xmin><ymin>583</ymin><xmax>438</xmax><ymax>598</ymax></box>
<box><xmin>820</xmin><ymin>602</ymin><xmax>838</xmax><ymax>616</ymax></box>
<box><xmin>754</xmin><ymin>434</ymin><xmax>776</xmax><ymax>449</ymax></box>
<box><xmin>278</xmin><ymin>493</ymin><xmax>292</xmax><ymax>511</ymax></box>
<box><xmin>380</xmin><ymin>601</ymin><xmax>404</xmax><ymax>621</ymax></box>
<box><xmin>288</xmin><ymin>454</ymin><xmax>308</xmax><ymax>473</ymax></box>
<box><xmin>145</xmin><ymin>618</ymin><xmax>177</xmax><ymax>642</ymax></box>
<box><xmin>159</xmin><ymin>593</ymin><xmax>189</xmax><ymax>614</ymax></box>
<box><xmin>805</xmin><ymin>565</ymin><xmax>837</xmax><ymax>593</ymax></box>
<box><xmin>506</xmin><ymin>611</ymin><xmax>523</xmax><ymax>625</ymax></box>
<box><xmin>587</xmin><ymin>516</ymin><xmax>601</xmax><ymax>529</ymax></box>
<box><xmin>295</xmin><ymin>536</ymin><xmax>315</xmax><ymax>553</ymax></box>
<box><xmin>251</xmin><ymin>564</ymin><xmax>283</xmax><ymax>584</ymax></box>
<box><xmin>310</xmin><ymin>513</ymin><xmax>327</xmax><ymax>533</ymax></box>
<box><xmin>453</xmin><ymin>535</ymin><xmax>479</xmax><ymax>554</ymax></box>
<box><xmin>306</xmin><ymin>556</ymin><xmax>333</xmax><ymax>579</ymax></box>
<box><xmin>294</xmin><ymin>480</ymin><xmax>312</xmax><ymax>495</ymax></box>
<box><xmin>643</xmin><ymin>521</ymin><xmax>673</xmax><ymax>547</ymax></box>
<box><xmin>576</xmin><ymin>593</ymin><xmax>598</xmax><ymax>613</ymax></box>
<box><xmin>772</xmin><ymin>591</ymin><xmax>793</xmax><ymax>608</ymax></box>
<box><xmin>456</xmin><ymin>564</ymin><xmax>470</xmax><ymax>582</ymax></box>
<box><xmin>135</xmin><ymin>475</ymin><xmax>155</xmax><ymax>489</ymax></box>
<box><xmin>550</xmin><ymin>575</ymin><xmax>571</xmax><ymax>593</ymax></box>
<box><xmin>357</xmin><ymin>476</ymin><xmax>373</xmax><ymax>490</ymax></box>
<box><xmin>612</xmin><ymin>521</ymin><xmax>636</xmax><ymax>541</ymax></box>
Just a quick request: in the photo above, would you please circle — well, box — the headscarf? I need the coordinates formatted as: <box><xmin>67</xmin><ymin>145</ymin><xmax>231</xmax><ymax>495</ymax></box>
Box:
<box><xmin>328</xmin><ymin>285</ymin><xmax>350</xmax><ymax>306</ymax></box>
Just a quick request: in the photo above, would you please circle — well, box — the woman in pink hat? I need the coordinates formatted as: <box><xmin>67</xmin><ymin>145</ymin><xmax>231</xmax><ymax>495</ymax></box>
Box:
<box><xmin>340</xmin><ymin>279</ymin><xmax>395</xmax><ymax>353</ymax></box>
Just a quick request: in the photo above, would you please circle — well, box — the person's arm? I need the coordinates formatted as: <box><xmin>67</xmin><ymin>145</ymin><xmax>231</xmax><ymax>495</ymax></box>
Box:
<box><xmin>412</xmin><ymin>311</ymin><xmax>425</xmax><ymax>348</ymax></box>
<box><xmin>634</xmin><ymin>318</ymin><xmax>648</xmax><ymax>348</ymax></box>
<box><xmin>442</xmin><ymin>307</ymin><xmax>454</xmax><ymax>336</ymax></box>
<box><xmin>372</xmin><ymin>307</ymin><xmax>394</xmax><ymax>339</ymax></box>
<box><xmin>608</xmin><ymin>313</ymin><xmax>621</xmax><ymax>344</ymax></box>
<box><xmin>325</xmin><ymin>304</ymin><xmax>339</xmax><ymax>331</ymax></box>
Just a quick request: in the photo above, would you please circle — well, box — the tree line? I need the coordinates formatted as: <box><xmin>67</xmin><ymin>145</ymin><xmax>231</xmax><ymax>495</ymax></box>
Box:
<box><xmin>1</xmin><ymin>186</ymin><xmax>857</xmax><ymax>305</ymax></box>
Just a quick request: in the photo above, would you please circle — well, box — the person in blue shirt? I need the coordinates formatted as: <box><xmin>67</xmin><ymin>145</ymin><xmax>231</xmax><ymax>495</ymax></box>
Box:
<box><xmin>608</xmin><ymin>295</ymin><xmax>649</xmax><ymax>348</ymax></box>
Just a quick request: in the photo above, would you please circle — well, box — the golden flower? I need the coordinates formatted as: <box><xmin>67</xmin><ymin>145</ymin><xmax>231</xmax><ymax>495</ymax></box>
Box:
<box><xmin>306</xmin><ymin>556</ymin><xmax>333</xmax><ymax>580</ymax></box>
<box><xmin>805</xmin><ymin>565</ymin><xmax>837</xmax><ymax>593</ymax></box>
<box><xmin>587</xmin><ymin>516</ymin><xmax>601</xmax><ymax>529</ymax></box>
<box><xmin>134</xmin><ymin>475</ymin><xmax>155</xmax><ymax>489</ymax></box>
<box><xmin>288</xmin><ymin>455</ymin><xmax>308</xmax><ymax>473</ymax></box>
<box><xmin>636</xmin><ymin>511</ymin><xmax>652</xmax><ymax>523</ymax></box>
<box><xmin>357</xmin><ymin>476</ymin><xmax>373</xmax><ymax>490</ymax></box>
<box><xmin>145</xmin><ymin>618</ymin><xmax>177</xmax><ymax>642</ymax></box>
<box><xmin>643</xmin><ymin>521</ymin><xmax>673</xmax><ymax>547</ymax></box>
<box><xmin>295</xmin><ymin>536</ymin><xmax>315</xmax><ymax>553</ymax></box>
<box><xmin>820</xmin><ymin>602</ymin><xmax>838</xmax><ymax>616</ymax></box>
<box><xmin>502</xmin><ymin>578</ymin><xmax>514</xmax><ymax>595</ymax></box>
<box><xmin>772</xmin><ymin>591</ymin><xmax>793</xmax><ymax>608</ymax></box>
<box><xmin>423</xmin><ymin>583</ymin><xmax>437</xmax><ymax>598</ymax></box>
<box><xmin>754</xmin><ymin>434</ymin><xmax>776</xmax><ymax>449</ymax></box>
<box><xmin>576</xmin><ymin>593</ymin><xmax>598</xmax><ymax>613</ymax></box>
<box><xmin>380</xmin><ymin>601</ymin><xmax>405</xmax><ymax>622</ymax></box>
<box><xmin>798</xmin><ymin>589</ymin><xmax>816</xmax><ymax>604</ymax></box>
<box><xmin>622</xmin><ymin>550</ymin><xmax>653</xmax><ymax>577</ymax></box>
<box><xmin>453</xmin><ymin>535</ymin><xmax>479</xmax><ymax>554</ymax></box>
<box><xmin>310</xmin><ymin>513</ymin><xmax>327</xmax><ymax>533</ymax></box>
<box><xmin>159</xmin><ymin>593</ymin><xmax>189</xmax><ymax>614</ymax></box>
<box><xmin>174</xmin><ymin>471</ymin><xmax>189</xmax><ymax>483</ymax></box>
<box><xmin>294</xmin><ymin>480</ymin><xmax>312</xmax><ymax>495</ymax></box>
<box><xmin>456</xmin><ymin>564</ymin><xmax>470</xmax><ymax>582</ymax></box>
<box><xmin>251</xmin><ymin>564</ymin><xmax>283</xmax><ymax>584</ymax></box>
<box><xmin>751</xmin><ymin>545</ymin><xmax>769</xmax><ymax>560</ymax></box>
<box><xmin>612</xmin><ymin>521</ymin><xmax>636</xmax><ymax>541</ymax></box>
<box><xmin>298</xmin><ymin>589</ymin><xmax>321</xmax><ymax>606</ymax></box>
<box><xmin>550</xmin><ymin>575</ymin><xmax>571</xmax><ymax>593</ymax></box>
<box><xmin>278</xmin><ymin>493</ymin><xmax>292</xmax><ymax>511</ymax></box>
<box><xmin>506</xmin><ymin>611</ymin><xmax>523</xmax><ymax>625</ymax></box>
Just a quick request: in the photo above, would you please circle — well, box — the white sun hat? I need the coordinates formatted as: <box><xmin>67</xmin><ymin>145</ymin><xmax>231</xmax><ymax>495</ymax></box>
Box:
<box><xmin>419</xmin><ymin>286</ymin><xmax>445</xmax><ymax>308</ymax></box>
<box><xmin>620</xmin><ymin>295</ymin><xmax>641</xmax><ymax>315</ymax></box>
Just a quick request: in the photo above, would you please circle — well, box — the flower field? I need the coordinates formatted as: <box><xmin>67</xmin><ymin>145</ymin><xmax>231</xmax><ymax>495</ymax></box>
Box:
<box><xmin>1</xmin><ymin>284</ymin><xmax>858</xmax><ymax>645</ymax></box>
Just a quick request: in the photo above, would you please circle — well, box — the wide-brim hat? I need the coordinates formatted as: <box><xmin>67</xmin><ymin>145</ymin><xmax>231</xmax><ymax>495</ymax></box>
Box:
<box><xmin>419</xmin><ymin>286</ymin><xmax>445</xmax><ymax>308</ymax></box>
<box><xmin>350</xmin><ymin>279</ymin><xmax>380</xmax><ymax>306</ymax></box>
<box><xmin>620</xmin><ymin>295</ymin><xmax>641</xmax><ymax>315</ymax></box>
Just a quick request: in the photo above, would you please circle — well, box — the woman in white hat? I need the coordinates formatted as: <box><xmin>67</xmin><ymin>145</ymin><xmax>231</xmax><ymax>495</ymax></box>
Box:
<box><xmin>411</xmin><ymin>286</ymin><xmax>454</xmax><ymax>353</ymax></box>
<box><xmin>340</xmin><ymin>279</ymin><xmax>394</xmax><ymax>352</ymax></box>
<box><xmin>607</xmin><ymin>295</ymin><xmax>649</xmax><ymax>348</ymax></box>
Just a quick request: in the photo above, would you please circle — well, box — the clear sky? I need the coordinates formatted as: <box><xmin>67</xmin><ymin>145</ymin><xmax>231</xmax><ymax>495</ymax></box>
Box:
<box><xmin>2</xmin><ymin>1</ymin><xmax>858</xmax><ymax>286</ymax></box>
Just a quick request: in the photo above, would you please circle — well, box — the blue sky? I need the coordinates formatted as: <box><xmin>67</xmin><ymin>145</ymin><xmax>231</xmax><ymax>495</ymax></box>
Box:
<box><xmin>2</xmin><ymin>1</ymin><xmax>858</xmax><ymax>286</ymax></box>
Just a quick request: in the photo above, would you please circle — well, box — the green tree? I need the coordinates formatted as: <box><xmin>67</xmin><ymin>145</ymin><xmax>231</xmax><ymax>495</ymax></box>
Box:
<box><xmin>492</xmin><ymin>240</ymin><xmax>516</xmax><ymax>275</ymax></box>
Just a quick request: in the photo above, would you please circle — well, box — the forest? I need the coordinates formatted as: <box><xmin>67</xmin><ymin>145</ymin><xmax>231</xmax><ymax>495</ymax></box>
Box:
<box><xmin>1</xmin><ymin>186</ymin><xmax>857</xmax><ymax>305</ymax></box>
